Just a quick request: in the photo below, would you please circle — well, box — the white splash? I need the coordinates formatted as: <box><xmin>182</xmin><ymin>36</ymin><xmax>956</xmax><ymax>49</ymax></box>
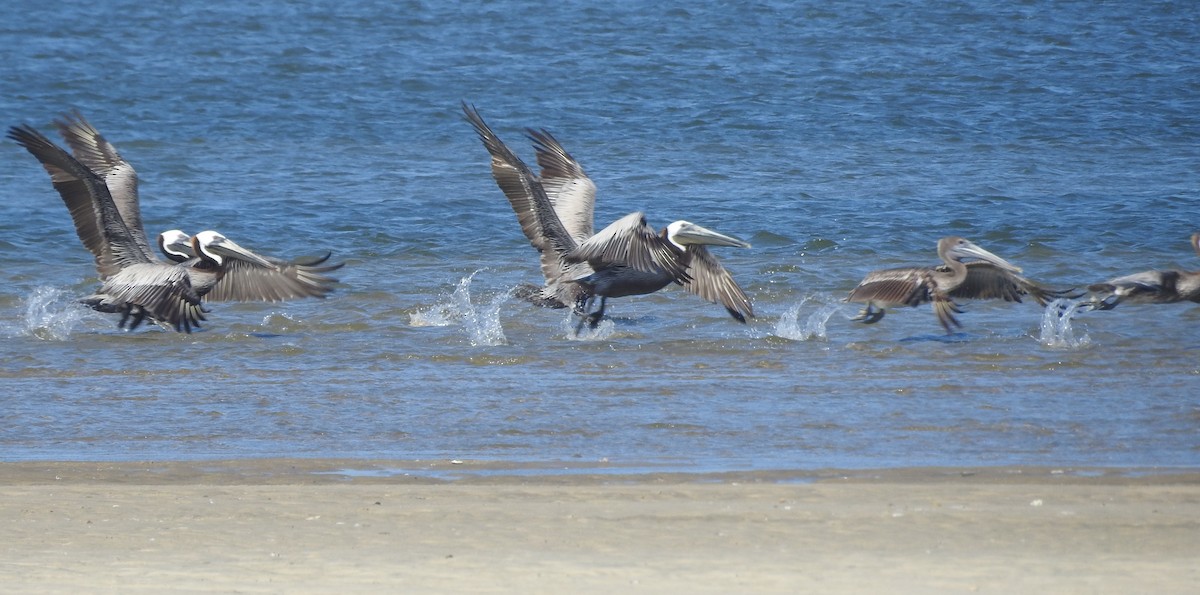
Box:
<box><xmin>260</xmin><ymin>312</ymin><xmax>302</xmax><ymax>331</ymax></box>
<box><xmin>409</xmin><ymin>271</ymin><xmax>479</xmax><ymax>327</ymax></box>
<box><xmin>466</xmin><ymin>287</ymin><xmax>511</xmax><ymax>347</ymax></box>
<box><xmin>19</xmin><ymin>286</ymin><xmax>88</xmax><ymax>341</ymax></box>
<box><xmin>410</xmin><ymin>271</ymin><xmax>509</xmax><ymax>346</ymax></box>
<box><xmin>774</xmin><ymin>297</ymin><xmax>843</xmax><ymax>341</ymax></box>
<box><xmin>563</xmin><ymin>311</ymin><xmax>616</xmax><ymax>341</ymax></box>
<box><xmin>1039</xmin><ymin>298</ymin><xmax>1091</xmax><ymax>349</ymax></box>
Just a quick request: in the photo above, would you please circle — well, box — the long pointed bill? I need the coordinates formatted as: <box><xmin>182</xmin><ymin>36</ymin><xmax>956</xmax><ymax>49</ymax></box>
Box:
<box><xmin>205</xmin><ymin>238</ymin><xmax>276</xmax><ymax>268</ymax></box>
<box><xmin>167</xmin><ymin>238</ymin><xmax>193</xmax><ymax>256</ymax></box>
<box><xmin>669</xmin><ymin>222</ymin><xmax>751</xmax><ymax>249</ymax></box>
<box><xmin>958</xmin><ymin>242</ymin><xmax>1022</xmax><ymax>273</ymax></box>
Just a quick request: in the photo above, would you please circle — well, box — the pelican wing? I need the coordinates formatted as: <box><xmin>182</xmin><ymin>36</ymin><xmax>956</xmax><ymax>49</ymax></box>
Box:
<box><xmin>565</xmin><ymin>211</ymin><xmax>691</xmax><ymax>284</ymax></box>
<box><xmin>53</xmin><ymin>111</ymin><xmax>155</xmax><ymax>260</ymax></box>
<box><xmin>1088</xmin><ymin>270</ymin><xmax>1185</xmax><ymax>305</ymax></box>
<box><xmin>681</xmin><ymin>245</ymin><xmax>753</xmax><ymax>322</ymax></box>
<box><xmin>8</xmin><ymin>124</ymin><xmax>152</xmax><ymax>275</ymax></box>
<box><xmin>945</xmin><ymin>262</ymin><xmax>1077</xmax><ymax>306</ymax></box>
<box><xmin>462</xmin><ymin>104</ymin><xmax>585</xmax><ymax>293</ymax></box>
<box><xmin>98</xmin><ymin>262</ymin><xmax>206</xmax><ymax>332</ymax></box>
<box><xmin>846</xmin><ymin>267</ymin><xmax>935</xmax><ymax>308</ymax></box>
<box><xmin>204</xmin><ymin>250</ymin><xmax>344</xmax><ymax>303</ymax></box>
<box><xmin>932</xmin><ymin>294</ymin><xmax>964</xmax><ymax>332</ymax></box>
<box><xmin>526</xmin><ymin>128</ymin><xmax>595</xmax><ymax>244</ymax></box>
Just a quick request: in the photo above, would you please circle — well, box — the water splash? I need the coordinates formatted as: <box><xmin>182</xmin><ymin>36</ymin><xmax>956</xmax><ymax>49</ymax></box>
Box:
<box><xmin>773</xmin><ymin>297</ymin><xmax>843</xmax><ymax>341</ymax></box>
<box><xmin>260</xmin><ymin>312</ymin><xmax>302</xmax><ymax>333</ymax></box>
<box><xmin>562</xmin><ymin>311</ymin><xmax>616</xmax><ymax>341</ymax></box>
<box><xmin>19</xmin><ymin>286</ymin><xmax>88</xmax><ymax>341</ymax></box>
<box><xmin>410</xmin><ymin>271</ymin><xmax>509</xmax><ymax>346</ymax></box>
<box><xmin>466</xmin><ymin>287</ymin><xmax>511</xmax><ymax>347</ymax></box>
<box><xmin>409</xmin><ymin>271</ymin><xmax>479</xmax><ymax>327</ymax></box>
<box><xmin>1039</xmin><ymin>298</ymin><xmax>1091</xmax><ymax>349</ymax></box>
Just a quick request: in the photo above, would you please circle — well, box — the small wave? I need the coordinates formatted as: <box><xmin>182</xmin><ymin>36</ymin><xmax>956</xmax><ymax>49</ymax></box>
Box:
<box><xmin>1039</xmin><ymin>298</ymin><xmax>1091</xmax><ymax>349</ymax></box>
<box><xmin>15</xmin><ymin>286</ymin><xmax>90</xmax><ymax>341</ymax></box>
<box><xmin>259</xmin><ymin>311</ymin><xmax>304</xmax><ymax>333</ymax></box>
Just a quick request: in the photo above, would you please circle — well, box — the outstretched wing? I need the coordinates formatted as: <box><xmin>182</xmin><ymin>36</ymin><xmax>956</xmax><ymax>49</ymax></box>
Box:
<box><xmin>462</xmin><ymin>103</ymin><xmax>589</xmax><ymax>300</ymax></box>
<box><xmin>847</xmin><ymin>267</ymin><xmax>935</xmax><ymax>309</ymax></box>
<box><xmin>204</xmin><ymin>250</ymin><xmax>344</xmax><ymax>302</ymax></box>
<box><xmin>8</xmin><ymin>124</ymin><xmax>152</xmax><ymax>276</ymax></box>
<box><xmin>526</xmin><ymin>128</ymin><xmax>595</xmax><ymax>244</ymax></box>
<box><xmin>53</xmin><ymin>111</ymin><xmax>155</xmax><ymax>260</ymax></box>
<box><xmin>948</xmin><ymin>262</ymin><xmax>1078</xmax><ymax>306</ymax></box>
<box><xmin>681</xmin><ymin>245</ymin><xmax>753</xmax><ymax>322</ymax></box>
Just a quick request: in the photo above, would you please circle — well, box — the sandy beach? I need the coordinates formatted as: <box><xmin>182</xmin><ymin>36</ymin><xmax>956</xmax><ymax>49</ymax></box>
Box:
<box><xmin>1</xmin><ymin>460</ymin><xmax>1197</xmax><ymax>594</ymax></box>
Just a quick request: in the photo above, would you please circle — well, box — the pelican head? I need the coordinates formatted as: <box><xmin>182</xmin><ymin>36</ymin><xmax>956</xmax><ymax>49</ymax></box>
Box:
<box><xmin>665</xmin><ymin>220</ymin><xmax>751</xmax><ymax>250</ymax></box>
<box><xmin>1190</xmin><ymin>232</ymin><xmax>1200</xmax><ymax>256</ymax></box>
<box><xmin>939</xmin><ymin>236</ymin><xmax>1022</xmax><ymax>273</ymax></box>
<box><xmin>192</xmin><ymin>230</ymin><xmax>275</xmax><ymax>268</ymax></box>
<box><xmin>157</xmin><ymin>229</ymin><xmax>193</xmax><ymax>263</ymax></box>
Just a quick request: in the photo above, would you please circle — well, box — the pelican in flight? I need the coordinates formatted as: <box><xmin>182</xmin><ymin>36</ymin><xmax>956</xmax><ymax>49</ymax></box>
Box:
<box><xmin>1086</xmin><ymin>233</ymin><xmax>1200</xmax><ymax>310</ymax></box>
<box><xmin>847</xmin><ymin>236</ymin><xmax>1076</xmax><ymax>333</ymax></box>
<box><xmin>156</xmin><ymin>229</ymin><xmax>342</xmax><ymax>303</ymax></box>
<box><xmin>463</xmin><ymin>103</ymin><xmax>753</xmax><ymax>330</ymax></box>
<box><xmin>8</xmin><ymin>112</ymin><xmax>342</xmax><ymax>332</ymax></box>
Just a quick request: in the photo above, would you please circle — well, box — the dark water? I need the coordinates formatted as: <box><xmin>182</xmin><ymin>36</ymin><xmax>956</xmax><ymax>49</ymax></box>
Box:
<box><xmin>1</xmin><ymin>1</ymin><xmax>1197</xmax><ymax>470</ymax></box>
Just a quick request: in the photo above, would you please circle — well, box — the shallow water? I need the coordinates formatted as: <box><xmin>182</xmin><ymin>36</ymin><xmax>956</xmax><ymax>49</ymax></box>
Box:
<box><xmin>1</xmin><ymin>0</ymin><xmax>1198</xmax><ymax>470</ymax></box>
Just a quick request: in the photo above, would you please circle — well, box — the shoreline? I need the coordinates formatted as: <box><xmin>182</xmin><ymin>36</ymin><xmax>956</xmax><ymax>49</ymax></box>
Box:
<box><xmin>4</xmin><ymin>459</ymin><xmax>1198</xmax><ymax>593</ymax></box>
<box><xmin>3</xmin><ymin>457</ymin><xmax>1199</xmax><ymax>485</ymax></box>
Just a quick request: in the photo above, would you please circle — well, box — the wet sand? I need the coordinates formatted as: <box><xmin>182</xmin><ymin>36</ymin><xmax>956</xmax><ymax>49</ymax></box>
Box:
<box><xmin>2</xmin><ymin>460</ymin><xmax>1198</xmax><ymax>594</ymax></box>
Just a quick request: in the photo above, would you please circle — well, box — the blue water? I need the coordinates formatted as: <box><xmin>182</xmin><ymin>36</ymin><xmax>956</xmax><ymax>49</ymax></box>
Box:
<box><xmin>1</xmin><ymin>0</ymin><xmax>1198</xmax><ymax>471</ymax></box>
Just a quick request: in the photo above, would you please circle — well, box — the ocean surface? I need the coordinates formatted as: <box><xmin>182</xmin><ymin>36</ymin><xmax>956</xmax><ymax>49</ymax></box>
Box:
<box><xmin>1</xmin><ymin>0</ymin><xmax>1197</xmax><ymax>473</ymax></box>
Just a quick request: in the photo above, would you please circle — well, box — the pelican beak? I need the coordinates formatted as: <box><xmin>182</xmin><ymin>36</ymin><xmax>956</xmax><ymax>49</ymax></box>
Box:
<box><xmin>167</xmin><ymin>237</ymin><xmax>193</xmax><ymax>255</ymax></box>
<box><xmin>670</xmin><ymin>222</ymin><xmax>752</xmax><ymax>249</ymax></box>
<box><xmin>959</xmin><ymin>241</ymin><xmax>1022</xmax><ymax>273</ymax></box>
<box><xmin>204</xmin><ymin>237</ymin><xmax>276</xmax><ymax>268</ymax></box>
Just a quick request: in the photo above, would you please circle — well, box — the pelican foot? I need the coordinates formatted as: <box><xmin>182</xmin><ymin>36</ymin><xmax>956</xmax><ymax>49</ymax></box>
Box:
<box><xmin>1082</xmin><ymin>297</ymin><xmax>1119</xmax><ymax>312</ymax></box>
<box><xmin>852</xmin><ymin>307</ymin><xmax>886</xmax><ymax>324</ymax></box>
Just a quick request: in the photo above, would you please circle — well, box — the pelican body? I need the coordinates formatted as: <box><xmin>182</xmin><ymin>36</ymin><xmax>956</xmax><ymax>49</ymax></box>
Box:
<box><xmin>1087</xmin><ymin>233</ymin><xmax>1200</xmax><ymax>309</ymax></box>
<box><xmin>463</xmin><ymin>103</ymin><xmax>753</xmax><ymax>330</ymax></box>
<box><xmin>9</xmin><ymin>112</ymin><xmax>343</xmax><ymax>332</ymax></box>
<box><xmin>847</xmin><ymin>236</ymin><xmax>1075</xmax><ymax>333</ymax></box>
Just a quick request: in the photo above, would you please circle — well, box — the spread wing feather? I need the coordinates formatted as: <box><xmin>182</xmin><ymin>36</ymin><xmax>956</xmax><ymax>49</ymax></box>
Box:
<box><xmin>462</xmin><ymin>104</ymin><xmax>590</xmax><ymax>306</ymax></box>
<box><xmin>7</xmin><ymin>124</ymin><xmax>152</xmax><ymax>273</ymax></box>
<box><xmin>946</xmin><ymin>262</ymin><xmax>1078</xmax><ymax>306</ymax></box>
<box><xmin>847</xmin><ymin>267</ymin><xmax>935</xmax><ymax>308</ymax></box>
<box><xmin>52</xmin><ymin>111</ymin><xmax>155</xmax><ymax>260</ymax></box>
<box><xmin>204</xmin><ymin>251</ymin><xmax>343</xmax><ymax>302</ymax></box>
<box><xmin>526</xmin><ymin>128</ymin><xmax>595</xmax><ymax>244</ymax></box>
<box><xmin>681</xmin><ymin>245</ymin><xmax>753</xmax><ymax>322</ymax></box>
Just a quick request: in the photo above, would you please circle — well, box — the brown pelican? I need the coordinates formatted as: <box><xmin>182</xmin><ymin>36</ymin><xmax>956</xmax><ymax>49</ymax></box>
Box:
<box><xmin>157</xmin><ymin>229</ymin><xmax>342</xmax><ymax>302</ymax></box>
<box><xmin>847</xmin><ymin>236</ymin><xmax>1075</xmax><ymax>333</ymax></box>
<box><xmin>8</xmin><ymin>123</ymin><xmax>206</xmax><ymax>331</ymax></box>
<box><xmin>1086</xmin><ymin>233</ymin><xmax>1200</xmax><ymax>309</ymax></box>
<box><xmin>463</xmin><ymin>103</ymin><xmax>753</xmax><ymax>330</ymax></box>
<box><xmin>9</xmin><ymin>112</ymin><xmax>343</xmax><ymax>332</ymax></box>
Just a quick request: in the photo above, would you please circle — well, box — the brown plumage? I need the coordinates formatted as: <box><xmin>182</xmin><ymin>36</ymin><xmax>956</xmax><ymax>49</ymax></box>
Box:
<box><xmin>1087</xmin><ymin>233</ymin><xmax>1200</xmax><ymax>309</ymax></box>
<box><xmin>463</xmin><ymin>103</ymin><xmax>753</xmax><ymax>330</ymax></box>
<box><xmin>10</xmin><ymin>112</ymin><xmax>343</xmax><ymax>332</ymax></box>
<box><xmin>848</xmin><ymin>236</ymin><xmax>1073</xmax><ymax>333</ymax></box>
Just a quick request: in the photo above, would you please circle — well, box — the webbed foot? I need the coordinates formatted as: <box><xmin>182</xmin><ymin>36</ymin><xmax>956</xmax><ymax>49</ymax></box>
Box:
<box><xmin>852</xmin><ymin>305</ymin><xmax>886</xmax><ymax>324</ymax></box>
